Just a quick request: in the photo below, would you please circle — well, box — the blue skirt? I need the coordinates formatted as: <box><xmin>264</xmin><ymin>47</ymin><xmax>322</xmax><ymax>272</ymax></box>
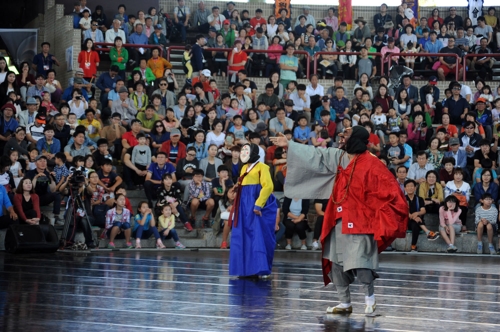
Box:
<box><xmin>229</xmin><ymin>184</ymin><xmax>278</xmax><ymax>276</ymax></box>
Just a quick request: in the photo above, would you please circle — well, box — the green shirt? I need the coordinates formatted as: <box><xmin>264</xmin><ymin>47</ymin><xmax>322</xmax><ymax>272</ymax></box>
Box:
<box><xmin>136</xmin><ymin>112</ymin><xmax>159</xmax><ymax>130</ymax></box>
<box><xmin>109</xmin><ymin>47</ymin><xmax>129</xmax><ymax>70</ymax></box>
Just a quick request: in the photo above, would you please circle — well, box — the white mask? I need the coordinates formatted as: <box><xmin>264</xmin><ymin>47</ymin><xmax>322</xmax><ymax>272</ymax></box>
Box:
<box><xmin>240</xmin><ymin>145</ymin><xmax>250</xmax><ymax>163</ymax></box>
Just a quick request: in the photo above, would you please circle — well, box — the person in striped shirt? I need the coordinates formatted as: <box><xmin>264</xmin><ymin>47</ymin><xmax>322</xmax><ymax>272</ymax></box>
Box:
<box><xmin>475</xmin><ymin>193</ymin><xmax>498</xmax><ymax>255</ymax></box>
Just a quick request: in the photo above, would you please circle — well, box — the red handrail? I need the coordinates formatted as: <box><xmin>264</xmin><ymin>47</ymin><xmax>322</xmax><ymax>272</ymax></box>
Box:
<box><xmin>312</xmin><ymin>51</ymin><xmax>381</xmax><ymax>76</ymax></box>
<box><xmin>462</xmin><ymin>53</ymin><xmax>500</xmax><ymax>82</ymax></box>
<box><xmin>95</xmin><ymin>42</ymin><xmax>163</xmax><ymax>58</ymax></box>
<box><xmin>382</xmin><ymin>52</ymin><xmax>460</xmax><ymax>81</ymax></box>
<box><xmin>166</xmin><ymin>46</ymin><xmax>311</xmax><ymax>78</ymax></box>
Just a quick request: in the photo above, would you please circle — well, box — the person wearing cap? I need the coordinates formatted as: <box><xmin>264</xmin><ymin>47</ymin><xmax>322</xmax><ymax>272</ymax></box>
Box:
<box><xmin>105</xmin><ymin>19</ymin><xmax>127</xmax><ymax>43</ymax></box>
<box><xmin>26</xmin><ymin>74</ymin><xmax>49</xmax><ymax>99</ymax></box>
<box><xmin>173</xmin><ymin>0</ymin><xmax>191</xmax><ymax>43</ymax></box>
<box><xmin>352</xmin><ymin>17</ymin><xmax>371</xmax><ymax>50</ymax></box>
<box><xmin>160</xmin><ymin>128</ymin><xmax>187</xmax><ymax>167</ymax></box>
<box><xmin>269</xmin><ymin>107</ymin><xmax>293</xmax><ymax>136</ymax></box>
<box><xmin>193</xmin><ymin>1</ymin><xmax>210</xmax><ymax>33</ymax></box>
<box><xmin>32</xmin><ymin>42</ymin><xmax>60</xmax><ymax>77</ymax></box>
<box><xmin>231</xmin><ymin>82</ymin><xmax>252</xmax><ymax>111</ymax></box>
<box><xmin>294</xmin><ymin>6</ymin><xmax>316</xmax><ymax>28</ymax></box>
<box><xmin>79</xmin><ymin>8</ymin><xmax>92</xmax><ymax>34</ymax></box>
<box><xmin>61</xmin><ymin>77</ymin><xmax>90</xmax><ymax>105</ymax></box>
<box><xmin>105</xmin><ymin>79</ymin><xmax>126</xmax><ymax>108</ymax></box>
<box><xmin>257</xmin><ymin>83</ymin><xmax>280</xmax><ymax>114</ymax></box>
<box><xmin>148</xmin><ymin>24</ymin><xmax>168</xmax><ymax>56</ymax></box>
<box><xmin>444</xmin><ymin>137</ymin><xmax>467</xmax><ymax>170</ymax></box>
<box><xmin>26</xmin><ymin>113</ymin><xmax>46</xmax><ymax>145</ymax></box>
<box><xmin>208</xmin><ymin>6</ymin><xmax>226</xmax><ymax>31</ymax></box>
<box><xmin>251</xmin><ymin>27</ymin><xmax>269</xmax><ymax>74</ymax></box>
<box><xmin>96</xmin><ymin>65</ymin><xmax>122</xmax><ymax>108</ymax></box>
<box><xmin>111</xmin><ymin>86</ymin><xmax>137</xmax><ymax>126</ymax></box>
<box><xmin>279</xmin><ymin>43</ymin><xmax>298</xmax><ymax>88</ymax></box>
<box><xmin>18</xmin><ymin>97</ymin><xmax>38</xmax><ymax>128</ymax></box>
<box><xmin>315</xmin><ymin>96</ymin><xmax>336</xmax><ymax>122</ymax></box>
<box><xmin>474</xmin><ymin>98</ymin><xmax>493</xmax><ymax>139</ymax></box>
<box><xmin>219</xmin><ymin>19</ymin><xmax>236</xmax><ymax>47</ymax></box>
<box><xmin>271</xmin><ymin>126</ymin><xmax>407</xmax><ymax>314</ymax></box>
<box><xmin>191</xmin><ymin>69</ymin><xmax>212</xmax><ymax>93</ymax></box>
<box><xmin>380</xmin><ymin>37</ymin><xmax>400</xmax><ymax>75</ymax></box>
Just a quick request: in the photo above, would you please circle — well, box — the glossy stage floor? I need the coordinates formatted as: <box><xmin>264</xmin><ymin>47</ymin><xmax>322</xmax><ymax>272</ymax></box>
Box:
<box><xmin>0</xmin><ymin>250</ymin><xmax>499</xmax><ymax>331</ymax></box>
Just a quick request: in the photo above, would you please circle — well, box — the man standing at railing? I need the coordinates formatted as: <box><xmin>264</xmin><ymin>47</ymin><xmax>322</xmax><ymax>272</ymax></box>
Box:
<box><xmin>437</xmin><ymin>37</ymin><xmax>463</xmax><ymax>82</ymax></box>
<box><xmin>192</xmin><ymin>35</ymin><xmax>206</xmax><ymax>78</ymax></box>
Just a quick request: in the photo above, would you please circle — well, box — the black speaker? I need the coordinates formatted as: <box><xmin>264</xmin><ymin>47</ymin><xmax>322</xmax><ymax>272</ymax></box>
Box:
<box><xmin>4</xmin><ymin>224</ymin><xmax>59</xmax><ymax>254</ymax></box>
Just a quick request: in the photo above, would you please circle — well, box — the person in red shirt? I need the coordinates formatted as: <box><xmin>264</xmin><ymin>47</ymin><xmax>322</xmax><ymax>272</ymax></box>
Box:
<box><xmin>160</xmin><ymin>128</ymin><xmax>187</xmax><ymax>167</ymax></box>
<box><xmin>121</xmin><ymin>119</ymin><xmax>141</xmax><ymax>160</ymax></box>
<box><xmin>320</xmin><ymin>110</ymin><xmax>337</xmax><ymax>140</ymax></box>
<box><xmin>78</xmin><ymin>39</ymin><xmax>100</xmax><ymax>80</ymax></box>
<box><xmin>191</xmin><ymin>69</ymin><xmax>212</xmax><ymax>93</ymax></box>
<box><xmin>249</xmin><ymin>8</ymin><xmax>267</xmax><ymax>35</ymax></box>
<box><xmin>435</xmin><ymin>113</ymin><xmax>458</xmax><ymax>139</ymax></box>
<box><xmin>228</xmin><ymin>40</ymin><xmax>248</xmax><ymax>74</ymax></box>
<box><xmin>362</xmin><ymin>121</ymin><xmax>381</xmax><ymax>155</ymax></box>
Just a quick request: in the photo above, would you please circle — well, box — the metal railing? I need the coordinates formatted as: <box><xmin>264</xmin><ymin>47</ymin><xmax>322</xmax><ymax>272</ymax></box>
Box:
<box><xmin>312</xmin><ymin>51</ymin><xmax>381</xmax><ymax>75</ymax></box>
<box><xmin>166</xmin><ymin>46</ymin><xmax>311</xmax><ymax>78</ymax></box>
<box><xmin>381</xmin><ymin>52</ymin><xmax>461</xmax><ymax>81</ymax></box>
<box><xmin>94</xmin><ymin>43</ymin><xmax>164</xmax><ymax>58</ymax></box>
<box><xmin>462</xmin><ymin>53</ymin><xmax>500</xmax><ymax>81</ymax></box>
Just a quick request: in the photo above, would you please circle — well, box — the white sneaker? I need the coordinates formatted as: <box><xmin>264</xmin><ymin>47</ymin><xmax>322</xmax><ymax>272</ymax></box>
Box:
<box><xmin>365</xmin><ymin>295</ymin><xmax>376</xmax><ymax>314</ymax></box>
<box><xmin>300</xmin><ymin>244</ymin><xmax>307</xmax><ymax>250</ymax></box>
<box><xmin>312</xmin><ymin>241</ymin><xmax>319</xmax><ymax>250</ymax></box>
<box><xmin>285</xmin><ymin>244</ymin><xmax>291</xmax><ymax>250</ymax></box>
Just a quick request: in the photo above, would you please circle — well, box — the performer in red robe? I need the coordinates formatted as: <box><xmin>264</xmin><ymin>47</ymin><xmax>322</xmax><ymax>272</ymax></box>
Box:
<box><xmin>271</xmin><ymin>126</ymin><xmax>408</xmax><ymax>314</ymax></box>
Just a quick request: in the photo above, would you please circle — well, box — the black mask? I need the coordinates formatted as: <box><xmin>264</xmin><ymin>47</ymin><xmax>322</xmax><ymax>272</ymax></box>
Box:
<box><xmin>345</xmin><ymin>126</ymin><xmax>369</xmax><ymax>154</ymax></box>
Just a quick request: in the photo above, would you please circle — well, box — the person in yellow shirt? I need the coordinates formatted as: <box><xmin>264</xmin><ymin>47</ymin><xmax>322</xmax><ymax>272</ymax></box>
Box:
<box><xmin>147</xmin><ymin>48</ymin><xmax>173</xmax><ymax>78</ymax></box>
<box><xmin>158</xmin><ymin>204</ymin><xmax>186</xmax><ymax>249</ymax></box>
<box><xmin>79</xmin><ymin>109</ymin><xmax>102</xmax><ymax>142</ymax></box>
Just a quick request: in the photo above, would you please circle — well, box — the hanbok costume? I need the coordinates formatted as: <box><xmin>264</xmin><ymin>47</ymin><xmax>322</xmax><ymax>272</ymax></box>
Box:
<box><xmin>285</xmin><ymin>126</ymin><xmax>408</xmax><ymax>314</ymax></box>
<box><xmin>229</xmin><ymin>143</ymin><xmax>278</xmax><ymax>277</ymax></box>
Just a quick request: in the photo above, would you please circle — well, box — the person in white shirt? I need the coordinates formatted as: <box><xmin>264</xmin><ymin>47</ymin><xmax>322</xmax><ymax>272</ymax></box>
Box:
<box><xmin>408</xmin><ymin>151</ymin><xmax>435</xmax><ymax>184</ymax></box>
<box><xmin>105</xmin><ymin>19</ymin><xmax>127</xmax><ymax>44</ymax></box>
<box><xmin>207</xmin><ymin>6</ymin><xmax>226</xmax><ymax>31</ymax></box>
<box><xmin>305</xmin><ymin>74</ymin><xmax>325</xmax><ymax>97</ymax></box>
<box><xmin>269</xmin><ymin>108</ymin><xmax>294</xmax><ymax>136</ymax></box>
<box><xmin>459</xmin><ymin>82</ymin><xmax>472</xmax><ymax>103</ymax></box>
<box><xmin>289</xmin><ymin>84</ymin><xmax>312</xmax><ymax>123</ymax></box>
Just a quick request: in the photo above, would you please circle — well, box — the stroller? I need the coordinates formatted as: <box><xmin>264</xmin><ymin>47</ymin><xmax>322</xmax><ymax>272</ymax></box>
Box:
<box><xmin>388</xmin><ymin>65</ymin><xmax>413</xmax><ymax>91</ymax></box>
<box><xmin>157</xmin><ymin>8</ymin><xmax>181</xmax><ymax>42</ymax></box>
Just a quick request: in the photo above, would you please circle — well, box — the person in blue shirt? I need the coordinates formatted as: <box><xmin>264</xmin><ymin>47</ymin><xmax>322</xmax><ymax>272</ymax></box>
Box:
<box><xmin>293</xmin><ymin>115</ymin><xmax>311</xmax><ymax>144</ymax></box>
<box><xmin>144</xmin><ymin>152</ymin><xmax>177</xmax><ymax>207</ymax></box>
<box><xmin>424</xmin><ymin>31</ymin><xmax>443</xmax><ymax>67</ymax></box>
<box><xmin>32</xmin><ymin>42</ymin><xmax>60</xmax><ymax>77</ymax></box>
<box><xmin>418</xmin><ymin>28</ymin><xmax>430</xmax><ymax>49</ymax></box>
<box><xmin>314</xmin><ymin>96</ymin><xmax>336</xmax><ymax>122</ymax></box>
<box><xmin>72</xmin><ymin>3</ymin><xmax>82</xmax><ymax>29</ymax></box>
<box><xmin>96</xmin><ymin>65</ymin><xmax>121</xmax><ymax>108</ymax></box>
<box><xmin>83</xmin><ymin>19</ymin><xmax>105</xmax><ymax>44</ymax></box>
<box><xmin>128</xmin><ymin>23</ymin><xmax>150</xmax><ymax>65</ymax></box>
<box><xmin>61</xmin><ymin>78</ymin><xmax>89</xmax><ymax>103</ymax></box>
<box><xmin>36</xmin><ymin>125</ymin><xmax>61</xmax><ymax>159</ymax></box>
<box><xmin>0</xmin><ymin>181</ymin><xmax>18</xmax><ymax>229</ymax></box>
<box><xmin>0</xmin><ymin>103</ymin><xmax>19</xmax><ymax>141</ymax></box>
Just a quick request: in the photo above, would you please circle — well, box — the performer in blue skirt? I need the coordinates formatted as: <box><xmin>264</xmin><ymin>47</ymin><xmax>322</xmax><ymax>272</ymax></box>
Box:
<box><xmin>229</xmin><ymin>143</ymin><xmax>278</xmax><ymax>278</ymax></box>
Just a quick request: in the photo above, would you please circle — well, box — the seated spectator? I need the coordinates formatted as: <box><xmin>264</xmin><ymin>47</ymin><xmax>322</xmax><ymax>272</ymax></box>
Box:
<box><xmin>64</xmin><ymin>131</ymin><xmax>91</xmax><ymax>163</ymax></box>
<box><xmin>13</xmin><ymin>177</ymin><xmax>41</xmax><ymax>225</ymax></box>
<box><xmin>380</xmin><ymin>37</ymin><xmax>399</xmax><ymax>75</ymax></box>
<box><xmin>475</xmin><ymin>193</ymin><xmax>498</xmax><ymax>255</ymax></box>
<box><xmin>257</xmin><ymin>84</ymin><xmax>280</xmax><ymax>115</ymax></box>
<box><xmin>147</xmin><ymin>48</ymin><xmax>172</xmax><ymax>79</ymax></box>
<box><xmin>79</xmin><ymin>109</ymin><xmax>101</xmax><ymax>142</ymax></box>
<box><xmin>158</xmin><ymin>204</ymin><xmax>186</xmax><ymax>249</ymax></box>
<box><xmin>444</xmin><ymin>167</ymin><xmax>470</xmax><ymax>232</ymax></box>
<box><xmin>187</xmin><ymin>130</ymin><xmax>208</xmax><ymax>161</ymax></box>
<box><xmin>211</xmin><ymin>165</ymin><xmax>233</xmax><ymax>215</ymax></box>
<box><xmin>405</xmin><ymin>179</ymin><xmax>439</xmax><ymax>252</ymax></box>
<box><xmin>426</xmin><ymin>138</ymin><xmax>444</xmax><ymax>169</ymax></box>
<box><xmin>283</xmin><ymin>196</ymin><xmax>310</xmax><ymax>250</ymax></box>
<box><xmin>206</xmin><ymin>120</ymin><xmax>226</xmax><ymax>147</ymax></box>
<box><xmin>408</xmin><ymin>151</ymin><xmax>434</xmax><ymax>184</ymax></box>
<box><xmin>131</xmin><ymin>133</ymin><xmax>151</xmax><ymax>187</ymax></box>
<box><xmin>406</xmin><ymin>111</ymin><xmax>428</xmax><ymax>152</ymax></box>
<box><xmin>25</xmin><ymin>155</ymin><xmax>62</xmax><ymax>224</ymax></box>
<box><xmin>383</xmin><ymin>132</ymin><xmax>406</xmax><ymax>170</ymax></box>
<box><xmin>160</xmin><ymin>129</ymin><xmax>186</xmax><ymax>166</ymax></box>
<box><xmin>111</xmin><ymin>86</ymin><xmax>138</xmax><ymax>126</ymax></box>
<box><xmin>176</xmin><ymin>147</ymin><xmax>199</xmax><ymax>202</ymax></box>
<box><xmin>144</xmin><ymin>151</ymin><xmax>176</xmax><ymax>207</ymax></box>
<box><xmin>100</xmin><ymin>113</ymin><xmax>126</xmax><ymax>158</ymax></box>
<box><xmin>443</xmin><ymin>138</ymin><xmax>467</xmax><ymax>171</ymax></box>
<box><xmin>104</xmin><ymin>193</ymin><xmax>133</xmax><ymax>249</ymax></box>
<box><xmin>438</xmin><ymin>195</ymin><xmax>461</xmax><ymax>253</ymax></box>
<box><xmin>224</xmin><ymin>146</ymin><xmax>241</xmax><ymax>184</ymax></box>
<box><xmin>36</xmin><ymin>124</ymin><xmax>60</xmax><ymax>162</ymax></box>
<box><xmin>418</xmin><ymin>170</ymin><xmax>443</xmax><ymax>214</ymax></box>
<box><xmin>265</xmin><ymin>36</ymin><xmax>282</xmax><ymax>77</ymax></box>
<box><xmin>437</xmin><ymin>37</ymin><xmax>463</xmax><ymax>81</ymax></box>
<box><xmin>136</xmin><ymin>105</ymin><xmax>159</xmax><ymax>133</ymax></box>
<box><xmin>436</xmin><ymin>113</ymin><xmax>458</xmax><ymax>140</ymax></box>
<box><xmin>474</xmin><ymin>168</ymin><xmax>499</xmax><ymax>203</ymax></box>
<box><xmin>133</xmin><ymin>201</ymin><xmax>165</xmax><ymax>249</ymax></box>
<box><xmin>156</xmin><ymin>173</ymin><xmax>192</xmax><ymax>231</ymax></box>
<box><xmin>199</xmin><ymin>144</ymin><xmax>223</xmax><ymax>183</ymax></box>
<box><xmin>97</xmin><ymin>159</ymin><xmax>122</xmax><ymax>204</ymax></box>
<box><xmin>188</xmin><ymin>169</ymin><xmax>215</xmax><ymax>227</ymax></box>
<box><xmin>92</xmin><ymin>139</ymin><xmax>112</xmax><ymax>169</ymax></box>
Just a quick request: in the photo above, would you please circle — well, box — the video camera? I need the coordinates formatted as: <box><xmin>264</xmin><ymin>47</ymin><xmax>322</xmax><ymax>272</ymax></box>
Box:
<box><xmin>68</xmin><ymin>166</ymin><xmax>86</xmax><ymax>186</ymax></box>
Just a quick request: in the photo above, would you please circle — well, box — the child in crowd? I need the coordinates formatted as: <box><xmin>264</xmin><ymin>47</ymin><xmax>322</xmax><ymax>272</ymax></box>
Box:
<box><xmin>210</xmin><ymin>79</ymin><xmax>220</xmax><ymax>104</ymax></box>
<box><xmin>105</xmin><ymin>193</ymin><xmax>133</xmax><ymax>249</ymax></box>
<box><xmin>480</xmin><ymin>85</ymin><xmax>494</xmax><ymax>107</ymax></box>
<box><xmin>435</xmin><ymin>128</ymin><xmax>449</xmax><ymax>151</ymax></box>
<box><xmin>386</xmin><ymin>107</ymin><xmax>402</xmax><ymax>133</ymax></box>
<box><xmin>27</xmin><ymin>146</ymin><xmax>38</xmax><ymax>171</ymax></box>
<box><xmin>317</xmin><ymin>130</ymin><xmax>329</xmax><ymax>148</ymax></box>
<box><xmin>225</xmin><ymin>98</ymin><xmax>243</xmax><ymax>128</ymax></box>
<box><xmin>88</xmin><ymin>98</ymin><xmax>102</xmax><ymax>122</ymax></box>
<box><xmin>98</xmin><ymin>160</ymin><xmax>123</xmax><ymax>204</ymax></box>
<box><xmin>188</xmin><ymin>169</ymin><xmax>215</xmax><ymax>228</ymax></box>
<box><xmin>79</xmin><ymin>109</ymin><xmax>101</xmax><ymax>142</ymax></box>
<box><xmin>219</xmin><ymin>185</ymin><xmax>236</xmax><ymax>249</ymax></box>
<box><xmin>93</xmin><ymin>139</ymin><xmax>113</xmax><ymax>169</ymax></box>
<box><xmin>475</xmin><ymin>193</ymin><xmax>498</xmax><ymax>255</ymax></box>
<box><xmin>67</xmin><ymin>113</ymin><xmax>78</xmax><ymax>134</ymax></box>
<box><xmin>133</xmin><ymin>201</ymin><xmax>165</xmax><ymax>249</ymax></box>
<box><xmin>256</xmin><ymin>102</ymin><xmax>271</xmax><ymax>125</ymax></box>
<box><xmin>424</xmin><ymin>85</ymin><xmax>436</xmax><ymax>116</ymax></box>
<box><xmin>8</xmin><ymin>150</ymin><xmax>23</xmax><ymax>187</ymax></box>
<box><xmin>228</xmin><ymin>115</ymin><xmax>248</xmax><ymax>144</ymax></box>
<box><xmin>438</xmin><ymin>195</ymin><xmax>461</xmax><ymax>253</ymax></box>
<box><xmin>183</xmin><ymin>44</ymin><xmax>192</xmax><ymax>84</ymax></box>
<box><xmin>441</xmin><ymin>89</ymin><xmax>452</xmax><ymax>107</ymax></box>
<box><xmin>211</xmin><ymin>165</ymin><xmax>233</xmax><ymax>218</ymax></box>
<box><xmin>492</xmin><ymin>98</ymin><xmax>500</xmax><ymax>128</ymax></box>
<box><xmin>158</xmin><ymin>205</ymin><xmax>186</xmax><ymax>249</ymax></box>
<box><xmin>383</xmin><ymin>132</ymin><xmax>405</xmax><ymax>170</ymax></box>
<box><xmin>0</xmin><ymin>156</ymin><xmax>15</xmax><ymax>195</ymax></box>
<box><xmin>361</xmin><ymin>91</ymin><xmax>372</xmax><ymax>113</ymax></box>
<box><xmin>156</xmin><ymin>173</ymin><xmax>192</xmax><ymax>231</ymax></box>
<box><xmin>293</xmin><ymin>115</ymin><xmax>310</xmax><ymax>144</ymax></box>
<box><xmin>52</xmin><ymin>152</ymin><xmax>70</xmax><ymax>193</ymax></box>
<box><xmin>131</xmin><ymin>133</ymin><xmax>151</xmax><ymax>187</ymax></box>
<box><xmin>115</xmin><ymin>186</ymin><xmax>133</xmax><ymax>212</ymax></box>
<box><xmin>371</xmin><ymin>104</ymin><xmax>387</xmax><ymax>144</ymax></box>
<box><xmin>402</xmin><ymin>41</ymin><xmax>418</xmax><ymax>70</ymax></box>
<box><xmin>41</xmin><ymin>91</ymin><xmax>57</xmax><ymax>115</ymax></box>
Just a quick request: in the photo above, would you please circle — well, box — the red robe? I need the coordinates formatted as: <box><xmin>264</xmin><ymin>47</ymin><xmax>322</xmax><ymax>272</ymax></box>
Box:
<box><xmin>320</xmin><ymin>151</ymin><xmax>408</xmax><ymax>285</ymax></box>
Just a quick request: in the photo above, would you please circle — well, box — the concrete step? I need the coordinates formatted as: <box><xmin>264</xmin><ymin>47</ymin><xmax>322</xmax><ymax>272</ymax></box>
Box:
<box><xmin>392</xmin><ymin>232</ymin><xmax>499</xmax><ymax>253</ymax></box>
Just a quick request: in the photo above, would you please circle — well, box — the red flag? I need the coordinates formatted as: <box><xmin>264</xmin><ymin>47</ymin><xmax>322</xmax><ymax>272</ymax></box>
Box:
<box><xmin>338</xmin><ymin>0</ymin><xmax>353</xmax><ymax>30</ymax></box>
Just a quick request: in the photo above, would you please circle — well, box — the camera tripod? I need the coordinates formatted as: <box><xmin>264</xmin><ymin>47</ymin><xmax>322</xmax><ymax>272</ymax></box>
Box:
<box><xmin>59</xmin><ymin>185</ymin><xmax>95</xmax><ymax>249</ymax></box>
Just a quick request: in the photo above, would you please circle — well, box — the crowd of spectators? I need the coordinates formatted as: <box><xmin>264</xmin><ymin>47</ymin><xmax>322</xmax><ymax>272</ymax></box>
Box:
<box><xmin>0</xmin><ymin>1</ymin><xmax>499</xmax><ymax>252</ymax></box>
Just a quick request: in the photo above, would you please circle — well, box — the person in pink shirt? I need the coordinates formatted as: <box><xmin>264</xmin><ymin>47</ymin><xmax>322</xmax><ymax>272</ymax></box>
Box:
<box><xmin>381</xmin><ymin>37</ymin><xmax>400</xmax><ymax>75</ymax></box>
<box><xmin>265</xmin><ymin>36</ymin><xmax>283</xmax><ymax>76</ymax></box>
<box><xmin>324</xmin><ymin>8</ymin><xmax>338</xmax><ymax>32</ymax></box>
<box><xmin>439</xmin><ymin>195</ymin><xmax>461</xmax><ymax>253</ymax></box>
